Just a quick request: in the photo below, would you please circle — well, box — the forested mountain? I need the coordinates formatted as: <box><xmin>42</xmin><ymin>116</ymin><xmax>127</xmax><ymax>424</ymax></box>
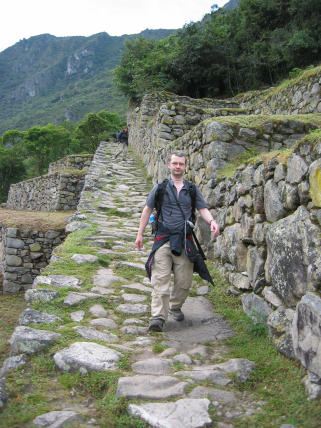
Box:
<box><xmin>114</xmin><ymin>0</ymin><xmax>321</xmax><ymax>101</ymax></box>
<box><xmin>0</xmin><ymin>29</ymin><xmax>173</xmax><ymax>134</ymax></box>
<box><xmin>223</xmin><ymin>0</ymin><xmax>240</xmax><ymax>10</ymax></box>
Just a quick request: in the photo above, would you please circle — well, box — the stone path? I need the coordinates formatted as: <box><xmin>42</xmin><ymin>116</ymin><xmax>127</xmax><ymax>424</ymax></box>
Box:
<box><xmin>2</xmin><ymin>142</ymin><xmax>266</xmax><ymax>427</ymax></box>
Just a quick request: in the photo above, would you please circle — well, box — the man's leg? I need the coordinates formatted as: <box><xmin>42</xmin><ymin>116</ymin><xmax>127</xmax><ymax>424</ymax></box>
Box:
<box><xmin>151</xmin><ymin>242</ymin><xmax>173</xmax><ymax>322</ymax></box>
<box><xmin>114</xmin><ymin>143</ymin><xmax>122</xmax><ymax>159</ymax></box>
<box><xmin>169</xmin><ymin>251</ymin><xmax>194</xmax><ymax>313</ymax></box>
<box><xmin>122</xmin><ymin>144</ymin><xmax>128</xmax><ymax>160</ymax></box>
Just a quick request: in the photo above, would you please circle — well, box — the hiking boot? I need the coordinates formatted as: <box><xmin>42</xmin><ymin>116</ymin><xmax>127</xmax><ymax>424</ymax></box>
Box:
<box><xmin>168</xmin><ymin>308</ymin><xmax>184</xmax><ymax>321</ymax></box>
<box><xmin>148</xmin><ymin>318</ymin><xmax>164</xmax><ymax>332</ymax></box>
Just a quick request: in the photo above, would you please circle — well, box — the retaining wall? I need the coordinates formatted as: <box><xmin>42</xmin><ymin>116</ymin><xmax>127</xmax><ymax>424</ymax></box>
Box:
<box><xmin>48</xmin><ymin>154</ymin><xmax>93</xmax><ymax>174</ymax></box>
<box><xmin>128</xmin><ymin>76</ymin><xmax>321</xmax><ymax>397</ymax></box>
<box><xmin>0</xmin><ymin>225</ymin><xmax>66</xmax><ymax>293</ymax></box>
<box><xmin>7</xmin><ymin>172</ymin><xmax>86</xmax><ymax>212</ymax></box>
<box><xmin>239</xmin><ymin>68</ymin><xmax>321</xmax><ymax>115</ymax></box>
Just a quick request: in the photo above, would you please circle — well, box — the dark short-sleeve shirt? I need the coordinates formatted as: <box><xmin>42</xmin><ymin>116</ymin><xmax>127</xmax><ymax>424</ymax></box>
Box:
<box><xmin>146</xmin><ymin>178</ymin><xmax>207</xmax><ymax>230</ymax></box>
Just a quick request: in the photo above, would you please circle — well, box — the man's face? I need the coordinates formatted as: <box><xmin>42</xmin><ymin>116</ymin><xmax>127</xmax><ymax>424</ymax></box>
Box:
<box><xmin>168</xmin><ymin>155</ymin><xmax>186</xmax><ymax>179</ymax></box>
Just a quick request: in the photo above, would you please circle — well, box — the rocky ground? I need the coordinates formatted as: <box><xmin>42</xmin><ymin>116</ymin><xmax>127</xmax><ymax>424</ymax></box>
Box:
<box><xmin>1</xmin><ymin>142</ymin><xmax>289</xmax><ymax>427</ymax></box>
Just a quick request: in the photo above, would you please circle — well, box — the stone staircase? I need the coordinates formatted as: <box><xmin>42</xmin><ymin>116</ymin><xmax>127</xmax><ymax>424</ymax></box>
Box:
<box><xmin>2</xmin><ymin>142</ymin><xmax>269</xmax><ymax>427</ymax></box>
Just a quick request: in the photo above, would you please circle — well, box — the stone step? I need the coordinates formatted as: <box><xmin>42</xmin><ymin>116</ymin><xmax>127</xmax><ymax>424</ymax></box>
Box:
<box><xmin>3</xmin><ymin>141</ymin><xmax>262</xmax><ymax>427</ymax></box>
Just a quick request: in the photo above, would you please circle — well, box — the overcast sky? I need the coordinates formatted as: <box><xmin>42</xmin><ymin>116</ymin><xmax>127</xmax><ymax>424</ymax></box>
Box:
<box><xmin>0</xmin><ymin>0</ymin><xmax>229</xmax><ymax>53</ymax></box>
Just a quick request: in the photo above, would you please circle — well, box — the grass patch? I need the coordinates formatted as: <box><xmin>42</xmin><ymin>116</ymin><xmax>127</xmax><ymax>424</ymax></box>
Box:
<box><xmin>118</xmin><ymin>353</ymin><xmax>132</xmax><ymax>372</ymax></box>
<box><xmin>172</xmin><ymin>361</ymin><xmax>185</xmax><ymax>371</ymax></box>
<box><xmin>0</xmin><ymin>208</ymin><xmax>72</xmax><ymax>231</ymax></box>
<box><xmin>1</xmin><ymin>356</ymin><xmax>70</xmax><ymax>426</ymax></box>
<box><xmin>41</xmin><ymin>226</ymin><xmax>111</xmax><ymax>289</ymax></box>
<box><xmin>58</xmin><ymin>370</ymin><xmax>121</xmax><ymax>399</ymax></box>
<box><xmin>57</xmin><ymin>370</ymin><xmax>149</xmax><ymax>428</ymax></box>
<box><xmin>208</xmin><ymin>266</ymin><xmax>321</xmax><ymax>427</ymax></box>
<box><xmin>152</xmin><ymin>341</ymin><xmax>168</xmax><ymax>354</ymax></box>
<box><xmin>96</xmin><ymin>395</ymin><xmax>149</xmax><ymax>428</ymax></box>
<box><xmin>0</xmin><ymin>293</ymin><xmax>26</xmax><ymax>366</ymax></box>
<box><xmin>217</xmin><ymin>147</ymin><xmax>260</xmax><ymax>178</ymax></box>
<box><xmin>263</xmin><ymin>64</ymin><xmax>321</xmax><ymax>101</ymax></box>
<box><xmin>114</xmin><ymin>265</ymin><xmax>143</xmax><ymax>281</ymax></box>
<box><xmin>212</xmin><ymin>113</ymin><xmax>321</xmax><ymax>129</ymax></box>
<box><xmin>98</xmin><ymin>208</ymin><xmax>131</xmax><ymax>217</ymax></box>
<box><xmin>104</xmin><ymin>239</ymin><xmax>114</xmax><ymax>249</ymax></box>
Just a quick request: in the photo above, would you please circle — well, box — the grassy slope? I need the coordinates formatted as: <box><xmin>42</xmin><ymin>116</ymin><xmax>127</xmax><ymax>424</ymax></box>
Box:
<box><xmin>0</xmin><ymin>70</ymin><xmax>320</xmax><ymax>426</ymax></box>
<box><xmin>0</xmin><ymin>176</ymin><xmax>320</xmax><ymax>427</ymax></box>
<box><xmin>1</xmin><ymin>237</ymin><xmax>320</xmax><ymax>427</ymax></box>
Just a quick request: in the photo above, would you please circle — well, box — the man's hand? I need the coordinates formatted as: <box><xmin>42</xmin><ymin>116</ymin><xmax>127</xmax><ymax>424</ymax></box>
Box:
<box><xmin>135</xmin><ymin>233</ymin><xmax>144</xmax><ymax>250</ymax></box>
<box><xmin>198</xmin><ymin>208</ymin><xmax>220</xmax><ymax>238</ymax></box>
<box><xmin>210</xmin><ymin>220</ymin><xmax>220</xmax><ymax>238</ymax></box>
<box><xmin>135</xmin><ymin>205</ymin><xmax>152</xmax><ymax>251</ymax></box>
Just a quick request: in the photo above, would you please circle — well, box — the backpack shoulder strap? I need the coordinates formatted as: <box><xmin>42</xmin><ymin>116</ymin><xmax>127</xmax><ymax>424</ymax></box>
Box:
<box><xmin>155</xmin><ymin>178</ymin><xmax>196</xmax><ymax>222</ymax></box>
<box><xmin>186</xmin><ymin>180</ymin><xmax>197</xmax><ymax>223</ymax></box>
<box><xmin>154</xmin><ymin>179</ymin><xmax>169</xmax><ymax>217</ymax></box>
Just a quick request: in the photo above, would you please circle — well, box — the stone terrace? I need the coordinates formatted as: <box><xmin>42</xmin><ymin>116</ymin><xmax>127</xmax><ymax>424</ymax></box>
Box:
<box><xmin>1</xmin><ymin>142</ymin><xmax>266</xmax><ymax>427</ymax></box>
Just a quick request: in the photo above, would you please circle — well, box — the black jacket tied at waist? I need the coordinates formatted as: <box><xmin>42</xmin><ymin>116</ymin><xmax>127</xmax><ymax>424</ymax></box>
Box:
<box><xmin>145</xmin><ymin>222</ymin><xmax>214</xmax><ymax>286</ymax></box>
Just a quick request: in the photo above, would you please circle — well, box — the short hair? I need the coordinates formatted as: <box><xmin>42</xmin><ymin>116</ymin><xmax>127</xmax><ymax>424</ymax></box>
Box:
<box><xmin>167</xmin><ymin>151</ymin><xmax>187</xmax><ymax>164</ymax></box>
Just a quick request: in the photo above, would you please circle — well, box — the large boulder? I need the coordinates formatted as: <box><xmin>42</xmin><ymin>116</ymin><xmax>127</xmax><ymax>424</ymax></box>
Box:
<box><xmin>54</xmin><ymin>342</ymin><xmax>122</xmax><ymax>373</ymax></box>
<box><xmin>129</xmin><ymin>398</ymin><xmax>211</xmax><ymax>428</ymax></box>
<box><xmin>292</xmin><ymin>292</ymin><xmax>321</xmax><ymax>379</ymax></box>
<box><xmin>264</xmin><ymin>179</ymin><xmax>287</xmax><ymax>222</ymax></box>
<box><xmin>309</xmin><ymin>159</ymin><xmax>321</xmax><ymax>207</ymax></box>
<box><xmin>241</xmin><ymin>293</ymin><xmax>273</xmax><ymax>323</ymax></box>
<box><xmin>267</xmin><ymin>306</ymin><xmax>295</xmax><ymax>359</ymax></box>
<box><xmin>9</xmin><ymin>326</ymin><xmax>61</xmax><ymax>355</ymax></box>
<box><xmin>265</xmin><ymin>206</ymin><xmax>321</xmax><ymax>307</ymax></box>
<box><xmin>220</xmin><ymin>223</ymin><xmax>247</xmax><ymax>271</ymax></box>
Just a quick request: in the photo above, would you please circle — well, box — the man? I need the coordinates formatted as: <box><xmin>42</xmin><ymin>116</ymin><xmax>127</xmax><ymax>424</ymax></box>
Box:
<box><xmin>135</xmin><ymin>151</ymin><xmax>219</xmax><ymax>332</ymax></box>
<box><xmin>114</xmin><ymin>126</ymin><xmax>128</xmax><ymax>160</ymax></box>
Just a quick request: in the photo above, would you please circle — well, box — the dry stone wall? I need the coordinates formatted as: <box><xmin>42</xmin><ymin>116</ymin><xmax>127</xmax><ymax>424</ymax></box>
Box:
<box><xmin>129</xmin><ymin>92</ymin><xmax>316</xmax><ymax>185</ymax></box>
<box><xmin>128</xmin><ymin>76</ymin><xmax>321</xmax><ymax>397</ymax></box>
<box><xmin>129</xmin><ymin>91</ymin><xmax>241</xmax><ymax>177</ymax></box>
<box><xmin>202</xmin><ymin>138</ymin><xmax>321</xmax><ymax>397</ymax></box>
<box><xmin>1</xmin><ymin>154</ymin><xmax>93</xmax><ymax>292</ymax></box>
<box><xmin>239</xmin><ymin>68</ymin><xmax>321</xmax><ymax>115</ymax></box>
<box><xmin>7</xmin><ymin>154</ymin><xmax>93</xmax><ymax>212</ymax></box>
<box><xmin>7</xmin><ymin>172</ymin><xmax>86</xmax><ymax>212</ymax></box>
<box><xmin>48</xmin><ymin>154</ymin><xmax>93</xmax><ymax>174</ymax></box>
<box><xmin>0</xmin><ymin>226</ymin><xmax>66</xmax><ymax>293</ymax></box>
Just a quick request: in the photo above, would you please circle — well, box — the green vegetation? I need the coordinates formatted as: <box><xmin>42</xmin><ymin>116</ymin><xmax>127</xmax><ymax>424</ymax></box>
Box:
<box><xmin>207</xmin><ymin>267</ymin><xmax>321</xmax><ymax>427</ymax></box>
<box><xmin>217</xmin><ymin>147</ymin><xmax>260</xmax><ymax>178</ymax></box>
<box><xmin>0</xmin><ymin>110</ymin><xmax>124</xmax><ymax>202</ymax></box>
<box><xmin>0</xmin><ymin>294</ymin><xmax>26</xmax><ymax>366</ymax></box>
<box><xmin>1</xmin><ymin>205</ymin><xmax>320</xmax><ymax>427</ymax></box>
<box><xmin>0</xmin><ymin>30</ymin><xmax>174</xmax><ymax>135</ymax></box>
<box><xmin>152</xmin><ymin>341</ymin><xmax>168</xmax><ymax>354</ymax></box>
<box><xmin>0</xmin><ymin>209</ymin><xmax>71</xmax><ymax>230</ymax></box>
<box><xmin>114</xmin><ymin>0</ymin><xmax>321</xmax><ymax>101</ymax></box>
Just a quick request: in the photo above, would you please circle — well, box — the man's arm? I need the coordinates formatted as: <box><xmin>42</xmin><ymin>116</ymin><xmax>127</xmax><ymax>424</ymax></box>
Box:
<box><xmin>198</xmin><ymin>207</ymin><xmax>220</xmax><ymax>238</ymax></box>
<box><xmin>135</xmin><ymin>205</ymin><xmax>153</xmax><ymax>250</ymax></box>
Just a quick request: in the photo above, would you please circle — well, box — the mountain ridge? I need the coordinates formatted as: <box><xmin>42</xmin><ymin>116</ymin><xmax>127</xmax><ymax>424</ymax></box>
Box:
<box><xmin>0</xmin><ymin>29</ymin><xmax>174</xmax><ymax>134</ymax></box>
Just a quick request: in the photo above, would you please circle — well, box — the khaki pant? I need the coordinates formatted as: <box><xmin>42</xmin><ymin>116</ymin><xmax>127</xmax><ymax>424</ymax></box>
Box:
<box><xmin>115</xmin><ymin>143</ymin><xmax>128</xmax><ymax>159</ymax></box>
<box><xmin>151</xmin><ymin>241</ymin><xmax>194</xmax><ymax>320</ymax></box>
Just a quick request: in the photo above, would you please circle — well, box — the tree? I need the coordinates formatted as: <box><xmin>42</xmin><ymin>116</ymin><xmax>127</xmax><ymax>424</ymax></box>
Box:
<box><xmin>113</xmin><ymin>36</ymin><xmax>175</xmax><ymax>101</ymax></box>
<box><xmin>1</xmin><ymin>129</ymin><xmax>26</xmax><ymax>149</ymax></box>
<box><xmin>75</xmin><ymin>111</ymin><xmax>123</xmax><ymax>152</ymax></box>
<box><xmin>0</xmin><ymin>145</ymin><xmax>26</xmax><ymax>202</ymax></box>
<box><xmin>113</xmin><ymin>0</ymin><xmax>321</xmax><ymax>100</ymax></box>
<box><xmin>23</xmin><ymin>124</ymin><xmax>73</xmax><ymax>176</ymax></box>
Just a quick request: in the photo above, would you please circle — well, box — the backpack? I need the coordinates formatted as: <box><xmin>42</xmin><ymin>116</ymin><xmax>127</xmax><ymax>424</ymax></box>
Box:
<box><xmin>116</xmin><ymin>130</ymin><xmax>122</xmax><ymax>141</ymax></box>
<box><xmin>152</xmin><ymin>178</ymin><xmax>196</xmax><ymax>234</ymax></box>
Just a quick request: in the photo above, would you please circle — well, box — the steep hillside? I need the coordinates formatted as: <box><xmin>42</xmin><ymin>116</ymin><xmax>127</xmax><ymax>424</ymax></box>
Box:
<box><xmin>0</xmin><ymin>30</ymin><xmax>173</xmax><ymax>134</ymax></box>
<box><xmin>223</xmin><ymin>0</ymin><xmax>240</xmax><ymax>10</ymax></box>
